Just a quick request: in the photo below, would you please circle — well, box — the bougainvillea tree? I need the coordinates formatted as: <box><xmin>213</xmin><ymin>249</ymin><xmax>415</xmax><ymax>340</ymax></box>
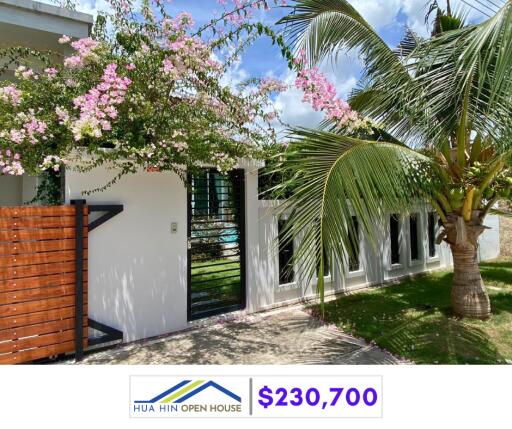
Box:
<box><xmin>0</xmin><ymin>0</ymin><xmax>293</xmax><ymax>196</ymax></box>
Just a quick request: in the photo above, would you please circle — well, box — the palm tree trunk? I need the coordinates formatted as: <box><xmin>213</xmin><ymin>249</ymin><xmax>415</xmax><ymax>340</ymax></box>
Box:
<box><xmin>446</xmin><ymin>215</ymin><xmax>491</xmax><ymax>319</ymax></box>
<box><xmin>450</xmin><ymin>245</ymin><xmax>490</xmax><ymax>319</ymax></box>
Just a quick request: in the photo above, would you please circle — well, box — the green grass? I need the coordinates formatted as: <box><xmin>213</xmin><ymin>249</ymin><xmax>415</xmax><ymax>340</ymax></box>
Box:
<box><xmin>313</xmin><ymin>261</ymin><xmax>512</xmax><ymax>364</ymax></box>
<box><xmin>190</xmin><ymin>259</ymin><xmax>242</xmax><ymax>309</ymax></box>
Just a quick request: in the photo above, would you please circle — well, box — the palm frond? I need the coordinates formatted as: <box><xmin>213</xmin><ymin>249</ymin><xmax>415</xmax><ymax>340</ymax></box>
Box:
<box><xmin>407</xmin><ymin>1</ymin><xmax>512</xmax><ymax>147</ymax></box>
<box><xmin>276</xmin><ymin>128</ymin><xmax>440</xmax><ymax>303</ymax></box>
<box><xmin>278</xmin><ymin>0</ymin><xmax>410</xmax><ymax>86</ymax></box>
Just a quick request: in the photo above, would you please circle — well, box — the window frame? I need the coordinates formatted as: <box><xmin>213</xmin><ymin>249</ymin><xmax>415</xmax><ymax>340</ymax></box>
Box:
<box><xmin>389</xmin><ymin>213</ymin><xmax>402</xmax><ymax>268</ymax></box>
<box><xmin>277</xmin><ymin>217</ymin><xmax>296</xmax><ymax>286</ymax></box>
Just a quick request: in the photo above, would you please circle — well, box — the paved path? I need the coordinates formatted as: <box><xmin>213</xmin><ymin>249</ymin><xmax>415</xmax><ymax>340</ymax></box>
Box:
<box><xmin>75</xmin><ymin>307</ymin><xmax>402</xmax><ymax>365</ymax></box>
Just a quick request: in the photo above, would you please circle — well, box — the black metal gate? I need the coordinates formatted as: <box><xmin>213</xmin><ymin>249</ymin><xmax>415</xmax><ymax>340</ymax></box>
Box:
<box><xmin>187</xmin><ymin>168</ymin><xmax>246</xmax><ymax>320</ymax></box>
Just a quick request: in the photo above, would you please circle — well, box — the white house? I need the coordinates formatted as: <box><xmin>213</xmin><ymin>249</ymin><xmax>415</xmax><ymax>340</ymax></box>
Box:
<box><xmin>1</xmin><ymin>1</ymin><xmax>501</xmax><ymax>345</ymax></box>
<box><xmin>0</xmin><ymin>0</ymin><xmax>93</xmax><ymax>206</ymax></box>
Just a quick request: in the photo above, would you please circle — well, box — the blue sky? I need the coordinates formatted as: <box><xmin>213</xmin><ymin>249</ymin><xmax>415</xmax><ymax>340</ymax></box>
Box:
<box><xmin>49</xmin><ymin>0</ymin><xmax>492</xmax><ymax>128</ymax></box>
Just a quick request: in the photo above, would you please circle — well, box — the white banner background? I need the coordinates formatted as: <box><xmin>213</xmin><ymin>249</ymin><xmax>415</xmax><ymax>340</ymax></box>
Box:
<box><xmin>0</xmin><ymin>365</ymin><xmax>510</xmax><ymax>428</ymax></box>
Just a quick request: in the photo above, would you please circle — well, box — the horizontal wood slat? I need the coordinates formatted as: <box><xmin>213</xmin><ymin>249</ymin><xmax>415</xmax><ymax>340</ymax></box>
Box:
<box><xmin>0</xmin><ymin>328</ymin><xmax>88</xmax><ymax>354</ymax></box>
<box><xmin>0</xmin><ymin>249</ymin><xmax>88</xmax><ymax>267</ymax></box>
<box><xmin>0</xmin><ymin>205</ymin><xmax>88</xmax><ymax>364</ymax></box>
<box><xmin>0</xmin><ymin>295</ymin><xmax>88</xmax><ymax>317</ymax></box>
<box><xmin>0</xmin><ymin>238</ymin><xmax>88</xmax><ymax>256</ymax></box>
<box><xmin>0</xmin><ymin>227</ymin><xmax>87</xmax><ymax>242</ymax></box>
<box><xmin>0</xmin><ymin>273</ymin><xmax>86</xmax><ymax>293</ymax></box>
<box><xmin>0</xmin><ymin>306</ymin><xmax>87</xmax><ymax>330</ymax></box>
<box><xmin>0</xmin><ymin>215</ymin><xmax>87</xmax><ymax>230</ymax></box>
<box><xmin>0</xmin><ymin>318</ymin><xmax>86</xmax><ymax>342</ymax></box>
<box><xmin>0</xmin><ymin>284</ymin><xmax>79</xmax><ymax>305</ymax></box>
<box><xmin>0</xmin><ymin>206</ymin><xmax>76</xmax><ymax>217</ymax></box>
<box><xmin>0</xmin><ymin>261</ymin><xmax>87</xmax><ymax>281</ymax></box>
<box><xmin>0</xmin><ymin>340</ymin><xmax>87</xmax><ymax>364</ymax></box>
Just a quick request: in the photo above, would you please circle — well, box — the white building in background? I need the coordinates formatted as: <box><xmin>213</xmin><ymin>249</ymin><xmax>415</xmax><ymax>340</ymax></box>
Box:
<box><xmin>1</xmin><ymin>1</ymin><xmax>501</xmax><ymax>344</ymax></box>
<box><xmin>0</xmin><ymin>0</ymin><xmax>92</xmax><ymax>206</ymax></box>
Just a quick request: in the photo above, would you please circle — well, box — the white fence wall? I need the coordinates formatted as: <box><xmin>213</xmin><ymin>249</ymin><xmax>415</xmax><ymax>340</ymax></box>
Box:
<box><xmin>65</xmin><ymin>164</ymin><xmax>501</xmax><ymax>342</ymax></box>
<box><xmin>253</xmin><ymin>201</ymin><xmax>500</xmax><ymax>312</ymax></box>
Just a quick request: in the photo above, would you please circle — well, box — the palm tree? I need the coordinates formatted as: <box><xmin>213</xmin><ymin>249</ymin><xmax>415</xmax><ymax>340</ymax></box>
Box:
<box><xmin>276</xmin><ymin>0</ymin><xmax>512</xmax><ymax>319</ymax></box>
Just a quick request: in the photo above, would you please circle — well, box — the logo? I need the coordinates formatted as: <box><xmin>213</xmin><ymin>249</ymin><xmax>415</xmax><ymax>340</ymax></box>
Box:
<box><xmin>130</xmin><ymin>377</ymin><xmax>247</xmax><ymax>417</ymax></box>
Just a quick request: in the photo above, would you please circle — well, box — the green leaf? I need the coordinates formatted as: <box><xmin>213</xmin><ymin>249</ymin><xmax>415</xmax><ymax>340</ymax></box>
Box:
<box><xmin>276</xmin><ymin>128</ymin><xmax>438</xmax><ymax>306</ymax></box>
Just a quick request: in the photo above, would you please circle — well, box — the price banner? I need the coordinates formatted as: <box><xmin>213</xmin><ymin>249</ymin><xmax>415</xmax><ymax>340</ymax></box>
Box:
<box><xmin>130</xmin><ymin>375</ymin><xmax>382</xmax><ymax>418</ymax></box>
<box><xmin>252</xmin><ymin>376</ymin><xmax>382</xmax><ymax>418</ymax></box>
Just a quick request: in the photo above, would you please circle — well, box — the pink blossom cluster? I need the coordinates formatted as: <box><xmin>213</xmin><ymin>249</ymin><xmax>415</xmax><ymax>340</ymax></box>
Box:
<box><xmin>64</xmin><ymin>38</ymin><xmax>101</xmax><ymax>69</ymax></box>
<box><xmin>216</xmin><ymin>0</ymin><xmax>287</xmax><ymax>25</ymax></box>
<box><xmin>44</xmin><ymin>68</ymin><xmax>58</xmax><ymax>80</ymax></box>
<box><xmin>258</xmin><ymin>77</ymin><xmax>288</xmax><ymax>94</ymax></box>
<box><xmin>71</xmin><ymin>63</ymin><xmax>131</xmax><ymax>140</ymax></box>
<box><xmin>15</xmin><ymin>66</ymin><xmax>37</xmax><ymax>80</ymax></box>
<box><xmin>58</xmin><ymin>35</ymin><xmax>71</xmax><ymax>44</ymax></box>
<box><xmin>0</xmin><ymin>149</ymin><xmax>24</xmax><ymax>176</ymax></box>
<box><xmin>55</xmin><ymin>106</ymin><xmax>70</xmax><ymax>125</ymax></box>
<box><xmin>1</xmin><ymin>110</ymin><xmax>48</xmax><ymax>145</ymax></box>
<box><xmin>294</xmin><ymin>53</ymin><xmax>357</xmax><ymax>126</ymax></box>
<box><xmin>108</xmin><ymin>0</ymin><xmax>131</xmax><ymax>16</ymax></box>
<box><xmin>40</xmin><ymin>155</ymin><xmax>63</xmax><ymax>172</ymax></box>
<box><xmin>162</xmin><ymin>12</ymin><xmax>195</xmax><ymax>34</ymax></box>
<box><xmin>23</xmin><ymin>112</ymin><xmax>48</xmax><ymax>144</ymax></box>
<box><xmin>0</xmin><ymin>84</ymin><xmax>22</xmax><ymax>106</ymax></box>
<box><xmin>161</xmin><ymin>35</ymin><xmax>222</xmax><ymax>79</ymax></box>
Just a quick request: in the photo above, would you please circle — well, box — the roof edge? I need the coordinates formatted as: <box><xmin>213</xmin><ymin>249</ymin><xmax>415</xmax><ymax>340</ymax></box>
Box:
<box><xmin>0</xmin><ymin>0</ymin><xmax>94</xmax><ymax>25</ymax></box>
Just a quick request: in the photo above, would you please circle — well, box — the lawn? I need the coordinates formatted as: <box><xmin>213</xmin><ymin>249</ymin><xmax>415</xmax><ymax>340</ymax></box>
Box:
<box><xmin>313</xmin><ymin>260</ymin><xmax>512</xmax><ymax>364</ymax></box>
<box><xmin>190</xmin><ymin>258</ymin><xmax>242</xmax><ymax>315</ymax></box>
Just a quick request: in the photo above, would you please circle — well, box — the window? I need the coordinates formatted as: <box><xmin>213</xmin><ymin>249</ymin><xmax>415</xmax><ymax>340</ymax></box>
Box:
<box><xmin>428</xmin><ymin>212</ymin><xmax>437</xmax><ymax>258</ymax></box>
<box><xmin>278</xmin><ymin>219</ymin><xmax>294</xmax><ymax>285</ymax></box>
<box><xmin>390</xmin><ymin>214</ymin><xmax>400</xmax><ymax>265</ymax></box>
<box><xmin>316</xmin><ymin>249</ymin><xmax>330</xmax><ymax>278</ymax></box>
<box><xmin>409</xmin><ymin>213</ymin><xmax>420</xmax><ymax>261</ymax></box>
<box><xmin>349</xmin><ymin>216</ymin><xmax>360</xmax><ymax>272</ymax></box>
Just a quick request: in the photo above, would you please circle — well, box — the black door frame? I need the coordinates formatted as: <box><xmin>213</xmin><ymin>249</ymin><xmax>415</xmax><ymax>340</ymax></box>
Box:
<box><xmin>187</xmin><ymin>168</ymin><xmax>246</xmax><ymax>321</ymax></box>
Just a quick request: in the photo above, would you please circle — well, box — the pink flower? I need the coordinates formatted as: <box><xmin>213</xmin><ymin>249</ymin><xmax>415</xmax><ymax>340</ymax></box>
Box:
<box><xmin>162</xmin><ymin>58</ymin><xmax>175</xmax><ymax>74</ymax></box>
<box><xmin>64</xmin><ymin>37</ymin><xmax>100</xmax><ymax>69</ymax></box>
<box><xmin>59</xmin><ymin>35</ymin><xmax>71</xmax><ymax>44</ymax></box>
<box><xmin>294</xmin><ymin>61</ymin><xmax>358</xmax><ymax>127</ymax></box>
<box><xmin>44</xmin><ymin>67</ymin><xmax>58</xmax><ymax>79</ymax></box>
<box><xmin>258</xmin><ymin>77</ymin><xmax>288</xmax><ymax>94</ymax></box>
<box><xmin>15</xmin><ymin>66</ymin><xmax>35</xmax><ymax>80</ymax></box>
<box><xmin>0</xmin><ymin>149</ymin><xmax>24</xmax><ymax>176</ymax></box>
<box><xmin>71</xmin><ymin>63</ymin><xmax>131</xmax><ymax>140</ymax></box>
<box><xmin>0</xmin><ymin>84</ymin><xmax>22</xmax><ymax>106</ymax></box>
<box><xmin>55</xmin><ymin>106</ymin><xmax>70</xmax><ymax>124</ymax></box>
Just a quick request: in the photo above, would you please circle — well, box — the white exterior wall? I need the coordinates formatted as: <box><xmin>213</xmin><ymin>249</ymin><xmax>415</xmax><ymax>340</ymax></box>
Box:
<box><xmin>65</xmin><ymin>167</ymin><xmax>188</xmax><ymax>342</ymax></box>
<box><xmin>0</xmin><ymin>175</ymin><xmax>40</xmax><ymax>206</ymax></box>
<box><xmin>254</xmin><ymin>200</ymin><xmax>500</xmax><ymax>309</ymax></box>
<box><xmin>65</xmin><ymin>163</ymin><xmax>501</xmax><ymax>342</ymax></box>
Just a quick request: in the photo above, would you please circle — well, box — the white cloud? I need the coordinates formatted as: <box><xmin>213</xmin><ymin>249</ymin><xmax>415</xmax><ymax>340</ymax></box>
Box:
<box><xmin>221</xmin><ymin>61</ymin><xmax>249</xmax><ymax>88</ymax></box>
<box><xmin>274</xmin><ymin>74</ymin><xmax>324</xmax><ymax>129</ymax></box>
<box><xmin>350</xmin><ymin>0</ymin><xmax>404</xmax><ymax>30</ymax></box>
<box><xmin>349</xmin><ymin>0</ymin><xmax>490</xmax><ymax>37</ymax></box>
<box><xmin>76</xmin><ymin>0</ymin><xmax>113</xmax><ymax>18</ymax></box>
<box><xmin>273</xmin><ymin>52</ymin><xmax>361</xmax><ymax>129</ymax></box>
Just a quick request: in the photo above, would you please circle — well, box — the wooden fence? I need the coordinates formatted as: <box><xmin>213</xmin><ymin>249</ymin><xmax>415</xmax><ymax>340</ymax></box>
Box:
<box><xmin>0</xmin><ymin>205</ymin><xmax>88</xmax><ymax>364</ymax></box>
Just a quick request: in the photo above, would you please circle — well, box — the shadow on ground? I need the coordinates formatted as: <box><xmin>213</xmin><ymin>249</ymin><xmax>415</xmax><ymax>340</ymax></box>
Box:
<box><xmin>73</xmin><ymin>308</ymin><xmax>400</xmax><ymax>365</ymax></box>
<box><xmin>318</xmin><ymin>262</ymin><xmax>512</xmax><ymax>364</ymax></box>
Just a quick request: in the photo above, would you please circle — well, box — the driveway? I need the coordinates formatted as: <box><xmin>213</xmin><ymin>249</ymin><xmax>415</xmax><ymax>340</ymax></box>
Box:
<box><xmin>74</xmin><ymin>307</ymin><xmax>403</xmax><ymax>365</ymax></box>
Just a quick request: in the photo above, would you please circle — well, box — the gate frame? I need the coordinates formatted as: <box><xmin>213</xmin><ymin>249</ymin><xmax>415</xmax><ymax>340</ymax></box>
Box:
<box><xmin>69</xmin><ymin>201</ymin><xmax>125</xmax><ymax>360</ymax></box>
<box><xmin>186</xmin><ymin>168</ymin><xmax>247</xmax><ymax>321</ymax></box>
